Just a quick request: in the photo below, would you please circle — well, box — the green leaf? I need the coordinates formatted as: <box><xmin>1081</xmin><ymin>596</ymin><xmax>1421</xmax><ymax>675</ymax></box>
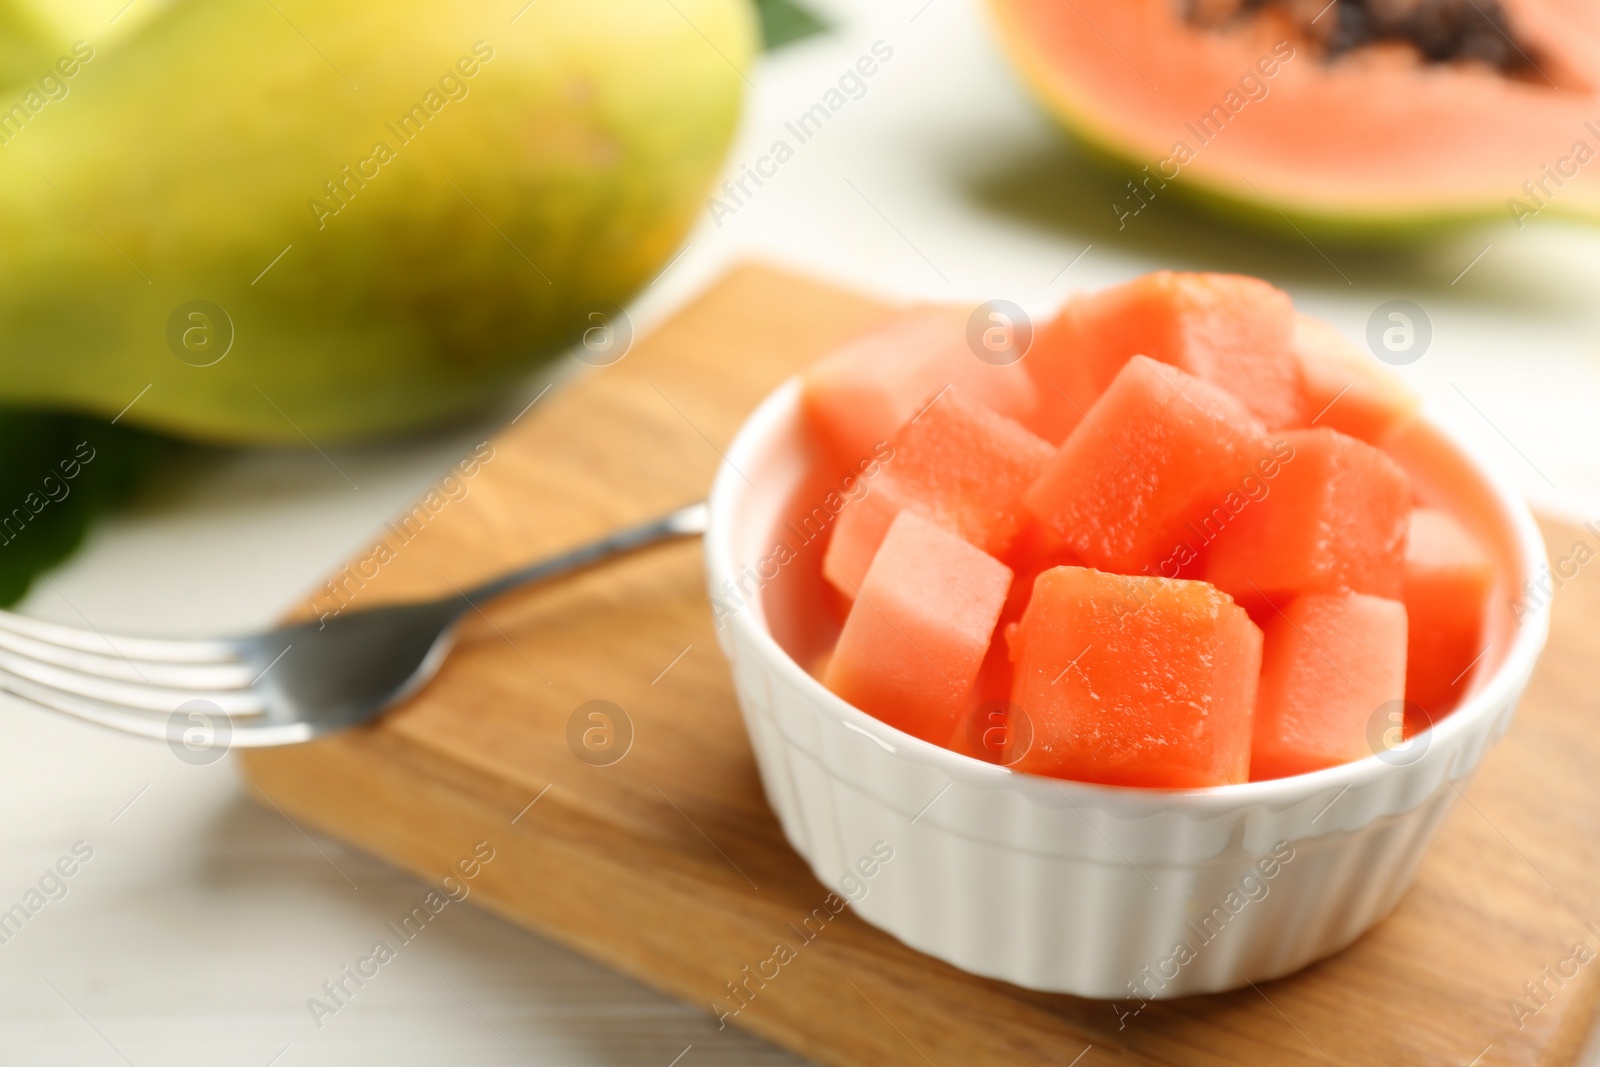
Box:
<box><xmin>0</xmin><ymin>410</ymin><xmax>167</xmax><ymax>606</ymax></box>
<box><xmin>755</xmin><ymin>0</ymin><xmax>827</xmax><ymax>49</ymax></box>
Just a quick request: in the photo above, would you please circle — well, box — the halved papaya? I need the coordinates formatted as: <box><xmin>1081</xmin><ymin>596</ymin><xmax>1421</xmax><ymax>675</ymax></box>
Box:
<box><xmin>987</xmin><ymin>0</ymin><xmax>1600</xmax><ymax>227</ymax></box>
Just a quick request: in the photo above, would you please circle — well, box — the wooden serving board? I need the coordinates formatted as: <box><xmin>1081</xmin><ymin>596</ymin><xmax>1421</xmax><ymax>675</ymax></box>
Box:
<box><xmin>241</xmin><ymin>264</ymin><xmax>1600</xmax><ymax>1066</ymax></box>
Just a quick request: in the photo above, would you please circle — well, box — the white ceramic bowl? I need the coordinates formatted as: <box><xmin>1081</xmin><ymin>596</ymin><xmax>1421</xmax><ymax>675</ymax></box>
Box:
<box><xmin>705</xmin><ymin>378</ymin><xmax>1549</xmax><ymax>999</ymax></box>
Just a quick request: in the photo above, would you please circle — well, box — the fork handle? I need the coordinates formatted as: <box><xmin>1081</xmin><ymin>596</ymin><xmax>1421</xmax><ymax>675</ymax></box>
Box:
<box><xmin>460</xmin><ymin>501</ymin><xmax>709</xmax><ymax>605</ymax></box>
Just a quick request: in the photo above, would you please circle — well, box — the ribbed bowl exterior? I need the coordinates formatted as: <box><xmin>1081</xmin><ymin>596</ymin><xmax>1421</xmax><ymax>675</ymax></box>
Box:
<box><xmin>707</xmin><ymin>380</ymin><xmax>1549</xmax><ymax>999</ymax></box>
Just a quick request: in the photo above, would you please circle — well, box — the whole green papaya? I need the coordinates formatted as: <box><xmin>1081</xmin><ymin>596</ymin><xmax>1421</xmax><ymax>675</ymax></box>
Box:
<box><xmin>0</xmin><ymin>0</ymin><xmax>752</xmax><ymax>442</ymax></box>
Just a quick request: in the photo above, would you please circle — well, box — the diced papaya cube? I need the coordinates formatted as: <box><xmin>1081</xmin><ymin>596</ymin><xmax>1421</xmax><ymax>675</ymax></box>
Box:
<box><xmin>1025</xmin><ymin>272</ymin><xmax>1303</xmax><ymax>442</ymax></box>
<box><xmin>1021</xmin><ymin>355</ymin><xmax>1271</xmax><ymax>576</ymax></box>
<box><xmin>822</xmin><ymin>389</ymin><xmax>1052</xmax><ymax>599</ymax></box>
<box><xmin>945</xmin><ymin>638</ymin><xmax>1018</xmax><ymax>764</ymax></box>
<box><xmin>1007</xmin><ymin>567</ymin><xmax>1262</xmax><ymax>788</ymax></box>
<box><xmin>801</xmin><ymin>310</ymin><xmax>952</xmax><ymax>469</ymax></box>
<box><xmin>1403</xmin><ymin>507</ymin><xmax>1494</xmax><ymax>728</ymax></box>
<box><xmin>801</xmin><ymin>307</ymin><xmax>1037</xmax><ymax>467</ymax></box>
<box><xmin>996</xmin><ymin>516</ymin><xmax>1081</xmax><ymax>629</ymax></box>
<box><xmin>820</xmin><ymin>495</ymin><xmax>896</xmax><ymax>603</ymax></box>
<box><xmin>1291</xmin><ymin>314</ymin><xmax>1420</xmax><ymax>444</ymax></box>
<box><xmin>1251</xmin><ymin>592</ymin><xmax>1408</xmax><ymax>780</ymax></box>
<box><xmin>824</xmin><ymin>512</ymin><xmax>1012</xmax><ymax>745</ymax></box>
<box><xmin>1203</xmin><ymin>427</ymin><xmax>1412</xmax><ymax>605</ymax></box>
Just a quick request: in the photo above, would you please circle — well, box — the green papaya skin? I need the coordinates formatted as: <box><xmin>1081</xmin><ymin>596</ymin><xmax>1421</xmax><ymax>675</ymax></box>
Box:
<box><xmin>0</xmin><ymin>0</ymin><xmax>753</xmax><ymax>443</ymax></box>
<box><xmin>0</xmin><ymin>4</ymin><xmax>58</xmax><ymax>89</ymax></box>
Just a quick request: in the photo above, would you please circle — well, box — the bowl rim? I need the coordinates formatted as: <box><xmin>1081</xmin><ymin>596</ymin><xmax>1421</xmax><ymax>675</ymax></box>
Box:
<box><xmin>705</xmin><ymin>376</ymin><xmax>1551</xmax><ymax>817</ymax></box>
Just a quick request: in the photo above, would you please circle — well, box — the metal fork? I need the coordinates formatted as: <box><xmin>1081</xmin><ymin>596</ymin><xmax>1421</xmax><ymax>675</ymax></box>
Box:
<box><xmin>0</xmin><ymin>502</ymin><xmax>708</xmax><ymax>748</ymax></box>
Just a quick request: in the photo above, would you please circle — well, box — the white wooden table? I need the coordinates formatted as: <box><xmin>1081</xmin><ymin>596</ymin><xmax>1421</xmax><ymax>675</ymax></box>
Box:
<box><xmin>4</xmin><ymin>0</ymin><xmax>1599</xmax><ymax>1062</ymax></box>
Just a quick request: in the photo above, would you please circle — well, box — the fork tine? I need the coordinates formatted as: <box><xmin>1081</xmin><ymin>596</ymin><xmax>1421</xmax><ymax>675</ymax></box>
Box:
<box><xmin>0</xmin><ymin>611</ymin><xmax>242</xmax><ymax>664</ymax></box>
<box><xmin>0</xmin><ymin>501</ymin><xmax>709</xmax><ymax>746</ymax></box>
<box><xmin>0</xmin><ymin>669</ymin><xmax>306</xmax><ymax>747</ymax></box>
<box><xmin>0</xmin><ymin>647</ymin><xmax>266</xmax><ymax>715</ymax></box>
<box><xmin>0</xmin><ymin>672</ymin><xmax>180</xmax><ymax>743</ymax></box>
<box><xmin>0</xmin><ymin>625</ymin><xmax>256</xmax><ymax>688</ymax></box>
